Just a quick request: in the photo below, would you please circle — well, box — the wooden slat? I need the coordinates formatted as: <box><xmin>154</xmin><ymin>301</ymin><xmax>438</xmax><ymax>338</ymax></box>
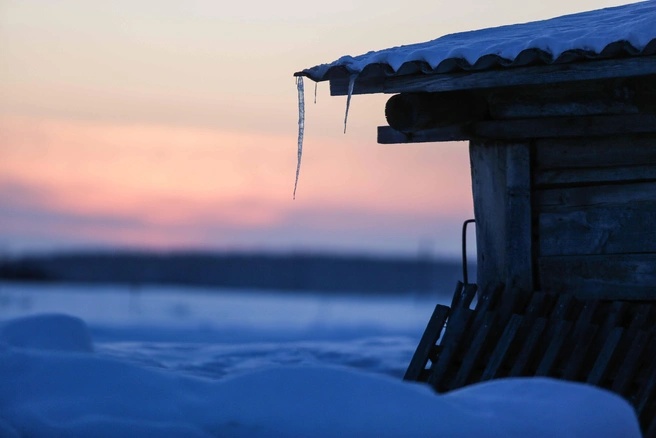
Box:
<box><xmin>475</xmin><ymin>114</ymin><xmax>656</xmax><ymax>140</ymax></box>
<box><xmin>538</xmin><ymin>255</ymin><xmax>656</xmax><ymax>300</ymax></box>
<box><xmin>403</xmin><ymin>304</ymin><xmax>450</xmax><ymax>381</ymax></box>
<box><xmin>452</xmin><ymin>312</ymin><xmax>496</xmax><ymax>389</ymax></box>
<box><xmin>562</xmin><ymin>324</ymin><xmax>599</xmax><ymax>381</ymax></box>
<box><xmin>538</xmin><ymin>206</ymin><xmax>656</xmax><ymax>256</ymax></box>
<box><xmin>535</xmin><ymin>319</ymin><xmax>573</xmax><ymax>376</ymax></box>
<box><xmin>646</xmin><ymin>418</ymin><xmax>656</xmax><ymax>438</ymax></box>
<box><xmin>377</xmin><ymin>124</ymin><xmax>469</xmax><ymax>144</ymax></box>
<box><xmin>535</xmin><ymin>181</ymin><xmax>656</xmax><ymax>212</ymax></box>
<box><xmin>587</xmin><ymin>326</ymin><xmax>624</xmax><ymax>386</ymax></box>
<box><xmin>329</xmin><ymin>56</ymin><xmax>656</xmax><ymax>96</ymax></box>
<box><xmin>635</xmin><ymin>343</ymin><xmax>656</xmax><ymax>415</ymax></box>
<box><xmin>589</xmin><ymin>301</ymin><xmax>628</xmax><ymax>359</ymax></box>
<box><xmin>487</xmin><ymin>85</ymin><xmax>641</xmax><ymax>120</ymax></box>
<box><xmin>534</xmin><ymin>165</ymin><xmax>656</xmax><ymax>187</ymax></box>
<box><xmin>377</xmin><ymin>114</ymin><xmax>656</xmax><ymax>144</ymax></box>
<box><xmin>534</xmin><ymin>134</ymin><xmax>656</xmax><ymax>170</ymax></box>
<box><xmin>427</xmin><ymin>307</ymin><xmax>475</xmax><ymax>391</ymax></box>
<box><xmin>612</xmin><ymin>330</ymin><xmax>651</xmax><ymax>395</ymax></box>
<box><xmin>509</xmin><ymin>317</ymin><xmax>548</xmax><ymax>377</ymax></box>
<box><xmin>481</xmin><ymin>314</ymin><xmax>524</xmax><ymax>381</ymax></box>
<box><xmin>461</xmin><ymin>284</ymin><xmax>498</xmax><ymax>347</ymax></box>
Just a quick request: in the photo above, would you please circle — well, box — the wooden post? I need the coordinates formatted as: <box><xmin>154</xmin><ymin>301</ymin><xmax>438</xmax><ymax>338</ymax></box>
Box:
<box><xmin>470</xmin><ymin>140</ymin><xmax>533</xmax><ymax>308</ymax></box>
<box><xmin>470</xmin><ymin>140</ymin><xmax>507</xmax><ymax>298</ymax></box>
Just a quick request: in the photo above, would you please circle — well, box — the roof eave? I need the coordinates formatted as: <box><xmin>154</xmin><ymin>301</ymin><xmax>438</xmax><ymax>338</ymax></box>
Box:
<box><xmin>324</xmin><ymin>55</ymin><xmax>656</xmax><ymax>96</ymax></box>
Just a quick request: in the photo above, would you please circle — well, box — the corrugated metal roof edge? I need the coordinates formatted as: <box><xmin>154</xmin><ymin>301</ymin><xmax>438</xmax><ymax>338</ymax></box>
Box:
<box><xmin>294</xmin><ymin>39</ymin><xmax>656</xmax><ymax>83</ymax></box>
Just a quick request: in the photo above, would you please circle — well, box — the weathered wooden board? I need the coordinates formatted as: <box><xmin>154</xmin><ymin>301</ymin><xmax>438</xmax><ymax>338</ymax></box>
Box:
<box><xmin>612</xmin><ymin>330</ymin><xmax>651</xmax><ymax>395</ymax></box>
<box><xmin>427</xmin><ymin>307</ymin><xmax>475</xmax><ymax>390</ymax></box>
<box><xmin>481</xmin><ymin>314</ymin><xmax>523</xmax><ymax>381</ymax></box>
<box><xmin>562</xmin><ymin>324</ymin><xmax>598</xmax><ymax>380</ymax></box>
<box><xmin>538</xmin><ymin>205</ymin><xmax>656</xmax><ymax>256</ymax></box>
<box><xmin>509</xmin><ymin>317</ymin><xmax>548</xmax><ymax>377</ymax></box>
<box><xmin>403</xmin><ymin>304</ymin><xmax>450</xmax><ymax>381</ymax></box>
<box><xmin>587</xmin><ymin>327</ymin><xmax>624</xmax><ymax>385</ymax></box>
<box><xmin>538</xmin><ymin>254</ymin><xmax>656</xmax><ymax>300</ymax></box>
<box><xmin>535</xmin><ymin>319</ymin><xmax>573</xmax><ymax>376</ymax></box>
<box><xmin>535</xmin><ymin>181</ymin><xmax>656</xmax><ymax>212</ymax></box>
<box><xmin>469</xmin><ymin>140</ymin><xmax>507</xmax><ymax>297</ymax></box>
<box><xmin>504</xmin><ymin>143</ymin><xmax>533</xmax><ymax>303</ymax></box>
<box><xmin>329</xmin><ymin>55</ymin><xmax>656</xmax><ymax>96</ymax></box>
<box><xmin>377</xmin><ymin>124</ymin><xmax>470</xmax><ymax>144</ymax></box>
<box><xmin>452</xmin><ymin>312</ymin><xmax>496</xmax><ymax>389</ymax></box>
<box><xmin>534</xmin><ymin>134</ymin><xmax>656</xmax><ymax>169</ymax></box>
<box><xmin>534</xmin><ymin>165</ymin><xmax>656</xmax><ymax>186</ymax></box>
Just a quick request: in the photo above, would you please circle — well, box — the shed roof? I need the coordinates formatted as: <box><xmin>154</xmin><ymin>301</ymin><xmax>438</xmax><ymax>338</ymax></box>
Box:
<box><xmin>296</xmin><ymin>1</ymin><xmax>656</xmax><ymax>83</ymax></box>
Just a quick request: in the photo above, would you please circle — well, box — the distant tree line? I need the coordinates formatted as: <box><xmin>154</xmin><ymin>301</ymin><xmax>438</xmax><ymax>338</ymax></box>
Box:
<box><xmin>0</xmin><ymin>251</ymin><xmax>475</xmax><ymax>296</ymax></box>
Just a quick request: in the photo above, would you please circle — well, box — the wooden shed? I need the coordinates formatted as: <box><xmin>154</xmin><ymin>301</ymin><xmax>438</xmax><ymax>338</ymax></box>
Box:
<box><xmin>296</xmin><ymin>2</ymin><xmax>656</xmax><ymax>434</ymax></box>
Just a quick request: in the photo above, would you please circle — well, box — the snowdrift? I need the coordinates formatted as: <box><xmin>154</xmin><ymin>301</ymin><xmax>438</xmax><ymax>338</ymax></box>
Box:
<box><xmin>0</xmin><ymin>314</ymin><xmax>642</xmax><ymax>437</ymax></box>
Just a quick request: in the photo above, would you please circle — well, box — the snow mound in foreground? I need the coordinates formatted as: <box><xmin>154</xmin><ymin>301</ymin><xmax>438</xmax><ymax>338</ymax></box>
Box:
<box><xmin>0</xmin><ymin>314</ymin><xmax>93</xmax><ymax>352</ymax></box>
<box><xmin>0</xmin><ymin>315</ymin><xmax>641</xmax><ymax>438</ymax></box>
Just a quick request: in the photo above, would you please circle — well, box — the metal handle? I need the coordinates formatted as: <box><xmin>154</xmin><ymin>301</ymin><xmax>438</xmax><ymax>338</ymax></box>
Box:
<box><xmin>462</xmin><ymin>219</ymin><xmax>476</xmax><ymax>284</ymax></box>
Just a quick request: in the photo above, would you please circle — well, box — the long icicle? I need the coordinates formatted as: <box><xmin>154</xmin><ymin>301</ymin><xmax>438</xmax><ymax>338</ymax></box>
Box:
<box><xmin>293</xmin><ymin>76</ymin><xmax>305</xmax><ymax>200</ymax></box>
<box><xmin>343</xmin><ymin>74</ymin><xmax>356</xmax><ymax>134</ymax></box>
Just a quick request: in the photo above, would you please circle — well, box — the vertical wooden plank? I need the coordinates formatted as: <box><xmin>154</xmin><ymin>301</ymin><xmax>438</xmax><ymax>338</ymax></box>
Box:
<box><xmin>481</xmin><ymin>314</ymin><xmax>524</xmax><ymax>381</ymax></box>
<box><xmin>469</xmin><ymin>140</ymin><xmax>507</xmax><ymax>298</ymax></box>
<box><xmin>404</xmin><ymin>304</ymin><xmax>450</xmax><ymax>381</ymax></box>
<box><xmin>451</xmin><ymin>312</ymin><xmax>496</xmax><ymax>389</ymax></box>
<box><xmin>587</xmin><ymin>327</ymin><xmax>624</xmax><ymax>386</ymax></box>
<box><xmin>505</xmin><ymin>142</ymin><xmax>533</xmax><ymax>297</ymax></box>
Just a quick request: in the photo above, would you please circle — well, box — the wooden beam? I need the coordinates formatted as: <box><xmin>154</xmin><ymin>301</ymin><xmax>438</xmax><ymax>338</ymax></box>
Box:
<box><xmin>377</xmin><ymin>125</ymin><xmax>470</xmax><ymax>144</ymax></box>
<box><xmin>377</xmin><ymin>114</ymin><xmax>656</xmax><ymax>144</ymax></box>
<box><xmin>330</xmin><ymin>56</ymin><xmax>656</xmax><ymax>96</ymax></box>
<box><xmin>384</xmin><ymin>92</ymin><xmax>488</xmax><ymax>133</ymax></box>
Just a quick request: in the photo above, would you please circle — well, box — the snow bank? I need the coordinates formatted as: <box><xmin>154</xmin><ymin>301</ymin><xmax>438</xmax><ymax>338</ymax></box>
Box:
<box><xmin>0</xmin><ymin>314</ymin><xmax>641</xmax><ymax>438</ymax></box>
<box><xmin>0</xmin><ymin>314</ymin><xmax>93</xmax><ymax>352</ymax></box>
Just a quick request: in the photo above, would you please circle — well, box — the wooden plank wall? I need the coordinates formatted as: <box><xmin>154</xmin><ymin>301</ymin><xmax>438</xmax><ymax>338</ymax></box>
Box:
<box><xmin>532</xmin><ymin>133</ymin><xmax>656</xmax><ymax>299</ymax></box>
<box><xmin>405</xmin><ymin>283</ymin><xmax>656</xmax><ymax>435</ymax></box>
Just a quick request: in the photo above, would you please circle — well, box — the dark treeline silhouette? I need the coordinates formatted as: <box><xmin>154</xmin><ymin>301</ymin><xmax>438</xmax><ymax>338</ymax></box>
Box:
<box><xmin>0</xmin><ymin>251</ymin><xmax>475</xmax><ymax>296</ymax></box>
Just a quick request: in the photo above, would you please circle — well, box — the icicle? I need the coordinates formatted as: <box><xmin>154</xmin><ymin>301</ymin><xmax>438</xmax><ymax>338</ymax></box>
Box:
<box><xmin>314</xmin><ymin>82</ymin><xmax>317</xmax><ymax>104</ymax></box>
<box><xmin>293</xmin><ymin>76</ymin><xmax>305</xmax><ymax>200</ymax></box>
<box><xmin>343</xmin><ymin>74</ymin><xmax>357</xmax><ymax>134</ymax></box>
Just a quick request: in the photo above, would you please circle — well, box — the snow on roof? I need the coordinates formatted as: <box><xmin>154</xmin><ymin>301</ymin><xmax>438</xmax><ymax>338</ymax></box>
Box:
<box><xmin>296</xmin><ymin>1</ymin><xmax>656</xmax><ymax>82</ymax></box>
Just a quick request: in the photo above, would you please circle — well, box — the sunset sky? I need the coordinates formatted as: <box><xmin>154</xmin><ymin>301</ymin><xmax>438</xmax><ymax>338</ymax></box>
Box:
<box><xmin>0</xmin><ymin>0</ymin><xmax>634</xmax><ymax>258</ymax></box>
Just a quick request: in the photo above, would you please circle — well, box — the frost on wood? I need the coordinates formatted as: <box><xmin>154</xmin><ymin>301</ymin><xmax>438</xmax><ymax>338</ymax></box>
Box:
<box><xmin>343</xmin><ymin>74</ymin><xmax>357</xmax><ymax>134</ymax></box>
<box><xmin>294</xmin><ymin>76</ymin><xmax>305</xmax><ymax>200</ymax></box>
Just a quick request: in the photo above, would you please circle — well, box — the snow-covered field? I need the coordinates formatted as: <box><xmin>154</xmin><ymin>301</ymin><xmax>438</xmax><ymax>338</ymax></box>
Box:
<box><xmin>0</xmin><ymin>282</ymin><xmax>642</xmax><ymax>437</ymax></box>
